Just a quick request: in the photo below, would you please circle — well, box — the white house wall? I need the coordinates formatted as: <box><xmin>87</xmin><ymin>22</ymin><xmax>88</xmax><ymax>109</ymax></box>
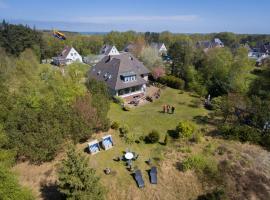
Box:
<box><xmin>108</xmin><ymin>46</ymin><xmax>120</xmax><ymax>56</ymax></box>
<box><xmin>66</xmin><ymin>48</ymin><xmax>83</xmax><ymax>63</ymax></box>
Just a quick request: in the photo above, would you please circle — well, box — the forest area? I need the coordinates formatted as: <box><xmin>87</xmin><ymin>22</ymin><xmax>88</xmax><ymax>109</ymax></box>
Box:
<box><xmin>0</xmin><ymin>20</ymin><xmax>270</xmax><ymax>199</ymax></box>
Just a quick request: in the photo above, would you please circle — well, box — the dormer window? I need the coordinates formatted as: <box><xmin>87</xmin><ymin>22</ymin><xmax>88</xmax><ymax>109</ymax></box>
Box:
<box><xmin>123</xmin><ymin>75</ymin><xmax>136</xmax><ymax>82</ymax></box>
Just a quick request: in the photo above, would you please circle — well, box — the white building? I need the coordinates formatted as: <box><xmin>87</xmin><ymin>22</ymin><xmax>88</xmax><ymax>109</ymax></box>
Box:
<box><xmin>100</xmin><ymin>45</ymin><xmax>120</xmax><ymax>56</ymax></box>
<box><xmin>53</xmin><ymin>46</ymin><xmax>82</xmax><ymax>66</ymax></box>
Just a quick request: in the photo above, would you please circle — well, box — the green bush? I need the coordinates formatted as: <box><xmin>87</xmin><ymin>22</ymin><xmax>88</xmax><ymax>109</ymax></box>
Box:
<box><xmin>113</xmin><ymin>96</ymin><xmax>124</xmax><ymax>105</ymax></box>
<box><xmin>158</xmin><ymin>75</ymin><xmax>185</xmax><ymax>90</ymax></box>
<box><xmin>176</xmin><ymin>121</ymin><xmax>196</xmax><ymax>139</ymax></box>
<box><xmin>182</xmin><ymin>154</ymin><xmax>218</xmax><ymax>179</ymax></box>
<box><xmin>111</xmin><ymin>121</ymin><xmax>120</xmax><ymax>130</ymax></box>
<box><xmin>197</xmin><ymin>187</ymin><xmax>226</xmax><ymax>200</ymax></box>
<box><xmin>119</xmin><ymin>124</ymin><xmax>129</xmax><ymax>137</ymax></box>
<box><xmin>145</xmin><ymin>130</ymin><xmax>160</xmax><ymax>143</ymax></box>
<box><xmin>219</xmin><ymin>124</ymin><xmax>261</xmax><ymax>144</ymax></box>
<box><xmin>192</xmin><ymin>131</ymin><xmax>204</xmax><ymax>143</ymax></box>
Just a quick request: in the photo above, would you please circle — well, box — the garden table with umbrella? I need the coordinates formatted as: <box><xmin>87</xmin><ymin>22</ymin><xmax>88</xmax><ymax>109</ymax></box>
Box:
<box><xmin>124</xmin><ymin>152</ymin><xmax>134</xmax><ymax>160</ymax></box>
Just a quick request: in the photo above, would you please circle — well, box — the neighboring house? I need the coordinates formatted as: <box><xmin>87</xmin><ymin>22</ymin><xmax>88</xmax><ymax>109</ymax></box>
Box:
<box><xmin>88</xmin><ymin>52</ymin><xmax>150</xmax><ymax>100</ymax></box>
<box><xmin>196</xmin><ymin>38</ymin><xmax>224</xmax><ymax>52</ymax></box>
<box><xmin>123</xmin><ymin>43</ymin><xmax>136</xmax><ymax>53</ymax></box>
<box><xmin>52</xmin><ymin>46</ymin><xmax>82</xmax><ymax>66</ymax></box>
<box><xmin>248</xmin><ymin>42</ymin><xmax>270</xmax><ymax>65</ymax></box>
<box><xmin>83</xmin><ymin>54</ymin><xmax>105</xmax><ymax>65</ymax></box>
<box><xmin>150</xmin><ymin>42</ymin><xmax>167</xmax><ymax>55</ymax></box>
<box><xmin>100</xmin><ymin>44</ymin><xmax>120</xmax><ymax>56</ymax></box>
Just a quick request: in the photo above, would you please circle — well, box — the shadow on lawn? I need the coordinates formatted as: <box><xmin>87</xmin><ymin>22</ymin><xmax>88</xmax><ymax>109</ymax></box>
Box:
<box><xmin>40</xmin><ymin>181</ymin><xmax>64</xmax><ymax>200</ymax></box>
<box><xmin>167</xmin><ymin>129</ymin><xmax>179</xmax><ymax>139</ymax></box>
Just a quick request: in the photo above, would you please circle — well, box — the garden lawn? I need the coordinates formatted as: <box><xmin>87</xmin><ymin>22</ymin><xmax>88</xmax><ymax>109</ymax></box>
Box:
<box><xmin>109</xmin><ymin>87</ymin><xmax>210</xmax><ymax>140</ymax></box>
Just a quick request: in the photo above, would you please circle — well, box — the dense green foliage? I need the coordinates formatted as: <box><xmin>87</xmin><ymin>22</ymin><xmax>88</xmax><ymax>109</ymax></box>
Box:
<box><xmin>176</xmin><ymin>121</ymin><xmax>196</xmax><ymax>139</ymax></box>
<box><xmin>0</xmin><ymin>50</ymin><xmax>109</xmax><ymax>163</ymax></box>
<box><xmin>145</xmin><ymin>130</ymin><xmax>160</xmax><ymax>143</ymax></box>
<box><xmin>0</xmin><ymin>124</ymin><xmax>34</xmax><ymax>199</ymax></box>
<box><xmin>158</xmin><ymin>75</ymin><xmax>185</xmax><ymax>89</ymax></box>
<box><xmin>182</xmin><ymin>154</ymin><xmax>218</xmax><ymax>180</ymax></box>
<box><xmin>58</xmin><ymin>145</ymin><xmax>105</xmax><ymax>200</ymax></box>
<box><xmin>0</xmin><ymin>20</ymin><xmax>43</xmax><ymax>58</ymax></box>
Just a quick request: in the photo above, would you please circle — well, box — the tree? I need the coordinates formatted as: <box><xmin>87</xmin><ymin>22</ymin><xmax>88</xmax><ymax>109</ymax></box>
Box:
<box><xmin>168</xmin><ymin>41</ymin><xmax>194</xmax><ymax>80</ymax></box>
<box><xmin>139</xmin><ymin>46</ymin><xmax>163</xmax><ymax>70</ymax></box>
<box><xmin>229</xmin><ymin>47</ymin><xmax>253</xmax><ymax>94</ymax></box>
<box><xmin>200</xmin><ymin>48</ymin><xmax>233</xmax><ymax>97</ymax></box>
<box><xmin>58</xmin><ymin>145</ymin><xmax>105</xmax><ymax>200</ymax></box>
<box><xmin>0</xmin><ymin>165</ymin><xmax>34</xmax><ymax>200</ymax></box>
<box><xmin>0</xmin><ymin>21</ymin><xmax>43</xmax><ymax>58</ymax></box>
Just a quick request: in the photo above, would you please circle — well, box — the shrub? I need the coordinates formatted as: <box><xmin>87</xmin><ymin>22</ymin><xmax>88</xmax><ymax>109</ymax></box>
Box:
<box><xmin>219</xmin><ymin>124</ymin><xmax>261</xmax><ymax>144</ymax></box>
<box><xmin>158</xmin><ymin>75</ymin><xmax>185</xmax><ymax>90</ymax></box>
<box><xmin>197</xmin><ymin>187</ymin><xmax>226</xmax><ymax>200</ymax></box>
<box><xmin>113</xmin><ymin>96</ymin><xmax>124</xmax><ymax>105</ymax></box>
<box><xmin>111</xmin><ymin>121</ymin><xmax>119</xmax><ymax>130</ymax></box>
<box><xmin>182</xmin><ymin>154</ymin><xmax>218</xmax><ymax>179</ymax></box>
<box><xmin>124</xmin><ymin>132</ymin><xmax>136</xmax><ymax>144</ymax></box>
<box><xmin>145</xmin><ymin>130</ymin><xmax>160</xmax><ymax>143</ymax></box>
<box><xmin>119</xmin><ymin>124</ymin><xmax>129</xmax><ymax>137</ymax></box>
<box><xmin>176</xmin><ymin>121</ymin><xmax>196</xmax><ymax>139</ymax></box>
<box><xmin>192</xmin><ymin>131</ymin><xmax>204</xmax><ymax>143</ymax></box>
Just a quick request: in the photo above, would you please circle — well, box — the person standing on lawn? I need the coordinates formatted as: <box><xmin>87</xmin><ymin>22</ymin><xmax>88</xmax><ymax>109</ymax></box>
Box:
<box><xmin>167</xmin><ymin>105</ymin><xmax>170</xmax><ymax>113</ymax></box>
<box><xmin>171</xmin><ymin>106</ymin><xmax>175</xmax><ymax>114</ymax></box>
<box><xmin>163</xmin><ymin>104</ymin><xmax>166</xmax><ymax>113</ymax></box>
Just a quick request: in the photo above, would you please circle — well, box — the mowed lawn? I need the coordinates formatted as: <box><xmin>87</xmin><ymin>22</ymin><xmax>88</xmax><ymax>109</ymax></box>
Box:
<box><xmin>108</xmin><ymin>87</ymin><xmax>210</xmax><ymax>139</ymax></box>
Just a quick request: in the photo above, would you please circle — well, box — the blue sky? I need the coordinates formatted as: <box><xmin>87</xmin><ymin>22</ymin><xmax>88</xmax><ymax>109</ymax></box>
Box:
<box><xmin>0</xmin><ymin>0</ymin><xmax>269</xmax><ymax>33</ymax></box>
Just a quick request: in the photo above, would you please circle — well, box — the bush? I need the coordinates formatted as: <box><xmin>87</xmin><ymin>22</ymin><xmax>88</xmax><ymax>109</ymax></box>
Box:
<box><xmin>197</xmin><ymin>188</ymin><xmax>226</xmax><ymax>200</ymax></box>
<box><xmin>219</xmin><ymin>124</ymin><xmax>261</xmax><ymax>144</ymax></box>
<box><xmin>182</xmin><ymin>154</ymin><xmax>218</xmax><ymax>179</ymax></box>
<box><xmin>119</xmin><ymin>124</ymin><xmax>129</xmax><ymax>137</ymax></box>
<box><xmin>113</xmin><ymin>96</ymin><xmax>124</xmax><ymax>105</ymax></box>
<box><xmin>145</xmin><ymin>130</ymin><xmax>160</xmax><ymax>143</ymax></box>
<box><xmin>111</xmin><ymin>121</ymin><xmax>120</xmax><ymax>130</ymax></box>
<box><xmin>192</xmin><ymin>131</ymin><xmax>204</xmax><ymax>143</ymax></box>
<box><xmin>176</xmin><ymin>121</ymin><xmax>196</xmax><ymax>139</ymax></box>
<box><xmin>158</xmin><ymin>75</ymin><xmax>185</xmax><ymax>90</ymax></box>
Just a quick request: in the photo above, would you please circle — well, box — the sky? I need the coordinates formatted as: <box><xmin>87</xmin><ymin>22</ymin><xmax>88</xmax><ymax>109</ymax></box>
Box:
<box><xmin>0</xmin><ymin>0</ymin><xmax>269</xmax><ymax>33</ymax></box>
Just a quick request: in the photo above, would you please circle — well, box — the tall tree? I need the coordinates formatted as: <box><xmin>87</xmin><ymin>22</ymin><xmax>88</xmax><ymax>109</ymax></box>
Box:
<box><xmin>169</xmin><ymin>41</ymin><xmax>194</xmax><ymax>80</ymax></box>
<box><xmin>58</xmin><ymin>145</ymin><xmax>105</xmax><ymax>200</ymax></box>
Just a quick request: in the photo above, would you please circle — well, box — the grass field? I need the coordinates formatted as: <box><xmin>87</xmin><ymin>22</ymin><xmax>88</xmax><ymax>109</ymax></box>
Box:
<box><xmin>77</xmin><ymin>87</ymin><xmax>211</xmax><ymax>199</ymax></box>
<box><xmin>109</xmin><ymin>87</ymin><xmax>210</xmax><ymax>139</ymax></box>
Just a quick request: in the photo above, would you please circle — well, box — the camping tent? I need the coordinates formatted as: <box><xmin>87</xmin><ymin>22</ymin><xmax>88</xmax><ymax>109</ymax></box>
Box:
<box><xmin>101</xmin><ymin>135</ymin><xmax>113</xmax><ymax>150</ymax></box>
<box><xmin>88</xmin><ymin>140</ymin><xmax>100</xmax><ymax>154</ymax></box>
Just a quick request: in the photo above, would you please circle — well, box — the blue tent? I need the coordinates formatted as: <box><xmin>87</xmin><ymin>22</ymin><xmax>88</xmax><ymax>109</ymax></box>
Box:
<box><xmin>101</xmin><ymin>135</ymin><xmax>113</xmax><ymax>150</ymax></box>
<box><xmin>149</xmin><ymin>167</ymin><xmax>157</xmax><ymax>184</ymax></box>
<box><xmin>134</xmin><ymin>170</ymin><xmax>145</xmax><ymax>188</ymax></box>
<box><xmin>88</xmin><ymin>140</ymin><xmax>100</xmax><ymax>154</ymax></box>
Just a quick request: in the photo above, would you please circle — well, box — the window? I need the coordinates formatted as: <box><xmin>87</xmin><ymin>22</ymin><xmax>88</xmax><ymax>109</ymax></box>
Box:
<box><xmin>123</xmin><ymin>75</ymin><xmax>136</xmax><ymax>83</ymax></box>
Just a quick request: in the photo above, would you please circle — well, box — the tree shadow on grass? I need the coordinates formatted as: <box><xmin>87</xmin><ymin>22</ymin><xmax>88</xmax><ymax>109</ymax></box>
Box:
<box><xmin>40</xmin><ymin>181</ymin><xmax>64</xmax><ymax>200</ymax></box>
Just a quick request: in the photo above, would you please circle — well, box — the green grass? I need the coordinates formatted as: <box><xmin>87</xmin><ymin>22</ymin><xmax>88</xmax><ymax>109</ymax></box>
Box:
<box><xmin>109</xmin><ymin>87</ymin><xmax>209</xmax><ymax>139</ymax></box>
<box><xmin>82</xmin><ymin>87</ymin><xmax>210</xmax><ymax>198</ymax></box>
